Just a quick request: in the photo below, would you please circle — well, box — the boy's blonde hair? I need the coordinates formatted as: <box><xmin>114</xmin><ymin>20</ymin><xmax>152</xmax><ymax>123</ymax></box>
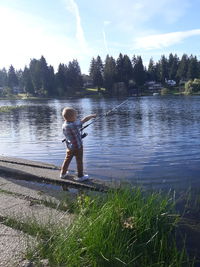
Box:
<box><xmin>62</xmin><ymin>107</ymin><xmax>77</xmax><ymax>121</ymax></box>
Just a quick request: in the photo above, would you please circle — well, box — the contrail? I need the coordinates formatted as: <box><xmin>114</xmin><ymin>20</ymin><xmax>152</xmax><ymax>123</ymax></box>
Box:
<box><xmin>64</xmin><ymin>0</ymin><xmax>88</xmax><ymax>51</ymax></box>
<box><xmin>102</xmin><ymin>29</ymin><xmax>109</xmax><ymax>54</ymax></box>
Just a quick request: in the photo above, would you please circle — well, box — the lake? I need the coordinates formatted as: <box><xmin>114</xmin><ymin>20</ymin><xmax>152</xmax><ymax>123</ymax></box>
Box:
<box><xmin>0</xmin><ymin>96</ymin><xmax>200</xmax><ymax>190</ymax></box>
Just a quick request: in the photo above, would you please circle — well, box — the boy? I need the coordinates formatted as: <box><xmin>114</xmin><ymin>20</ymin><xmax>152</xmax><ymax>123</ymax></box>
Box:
<box><xmin>60</xmin><ymin>107</ymin><xmax>96</xmax><ymax>182</ymax></box>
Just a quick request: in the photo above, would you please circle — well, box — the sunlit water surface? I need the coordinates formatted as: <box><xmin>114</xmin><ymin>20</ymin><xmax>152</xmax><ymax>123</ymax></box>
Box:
<box><xmin>0</xmin><ymin>96</ymin><xmax>200</xmax><ymax>190</ymax></box>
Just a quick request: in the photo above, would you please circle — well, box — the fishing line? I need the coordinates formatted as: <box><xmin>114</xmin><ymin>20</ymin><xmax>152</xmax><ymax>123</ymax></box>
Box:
<box><xmin>62</xmin><ymin>98</ymin><xmax>130</xmax><ymax>143</ymax></box>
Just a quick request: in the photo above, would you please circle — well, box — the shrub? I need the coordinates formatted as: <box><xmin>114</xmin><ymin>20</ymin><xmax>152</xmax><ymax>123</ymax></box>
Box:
<box><xmin>161</xmin><ymin>88</ymin><xmax>170</xmax><ymax>95</ymax></box>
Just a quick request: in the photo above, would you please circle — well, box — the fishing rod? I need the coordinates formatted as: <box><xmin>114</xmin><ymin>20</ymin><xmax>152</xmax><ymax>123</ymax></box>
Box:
<box><xmin>80</xmin><ymin>98</ymin><xmax>130</xmax><ymax>132</ymax></box>
<box><xmin>62</xmin><ymin>98</ymin><xmax>130</xmax><ymax>143</ymax></box>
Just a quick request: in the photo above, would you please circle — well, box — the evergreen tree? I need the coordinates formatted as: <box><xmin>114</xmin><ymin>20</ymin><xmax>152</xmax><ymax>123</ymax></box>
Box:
<box><xmin>147</xmin><ymin>58</ymin><xmax>156</xmax><ymax>81</ymax></box>
<box><xmin>67</xmin><ymin>59</ymin><xmax>83</xmax><ymax>93</ymax></box>
<box><xmin>159</xmin><ymin>55</ymin><xmax>168</xmax><ymax>82</ymax></box>
<box><xmin>89</xmin><ymin>56</ymin><xmax>103</xmax><ymax>91</ymax></box>
<box><xmin>47</xmin><ymin>65</ymin><xmax>56</xmax><ymax>96</ymax></box>
<box><xmin>116</xmin><ymin>53</ymin><xmax>124</xmax><ymax>82</ymax></box>
<box><xmin>168</xmin><ymin>54</ymin><xmax>179</xmax><ymax>81</ymax></box>
<box><xmin>23</xmin><ymin>66</ymin><xmax>34</xmax><ymax>94</ymax></box>
<box><xmin>55</xmin><ymin>63</ymin><xmax>68</xmax><ymax>96</ymax></box>
<box><xmin>16</xmin><ymin>69</ymin><xmax>23</xmax><ymax>92</ymax></box>
<box><xmin>103</xmin><ymin>55</ymin><xmax>116</xmax><ymax>95</ymax></box>
<box><xmin>176</xmin><ymin>54</ymin><xmax>189</xmax><ymax>81</ymax></box>
<box><xmin>132</xmin><ymin>56</ymin><xmax>145</xmax><ymax>86</ymax></box>
<box><xmin>123</xmin><ymin>55</ymin><xmax>133</xmax><ymax>86</ymax></box>
<box><xmin>7</xmin><ymin>65</ymin><xmax>18</xmax><ymax>90</ymax></box>
<box><xmin>0</xmin><ymin>68</ymin><xmax>7</xmax><ymax>87</ymax></box>
<box><xmin>39</xmin><ymin>56</ymin><xmax>49</xmax><ymax>95</ymax></box>
<box><xmin>187</xmin><ymin>55</ymin><xmax>199</xmax><ymax>80</ymax></box>
<box><xmin>29</xmin><ymin>59</ymin><xmax>42</xmax><ymax>95</ymax></box>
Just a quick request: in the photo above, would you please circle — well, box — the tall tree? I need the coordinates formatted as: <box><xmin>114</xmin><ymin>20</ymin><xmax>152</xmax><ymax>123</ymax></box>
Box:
<box><xmin>55</xmin><ymin>63</ymin><xmax>68</xmax><ymax>96</ymax></box>
<box><xmin>123</xmin><ymin>55</ymin><xmax>133</xmax><ymax>86</ymax></box>
<box><xmin>176</xmin><ymin>54</ymin><xmax>189</xmax><ymax>81</ymax></box>
<box><xmin>0</xmin><ymin>68</ymin><xmax>7</xmax><ymax>87</ymax></box>
<box><xmin>47</xmin><ymin>65</ymin><xmax>56</xmax><ymax>96</ymax></box>
<box><xmin>132</xmin><ymin>56</ymin><xmax>145</xmax><ymax>86</ymax></box>
<box><xmin>23</xmin><ymin>66</ymin><xmax>34</xmax><ymax>94</ymax></box>
<box><xmin>39</xmin><ymin>56</ymin><xmax>49</xmax><ymax>95</ymax></box>
<box><xmin>116</xmin><ymin>53</ymin><xmax>124</xmax><ymax>82</ymax></box>
<box><xmin>159</xmin><ymin>55</ymin><xmax>168</xmax><ymax>82</ymax></box>
<box><xmin>187</xmin><ymin>55</ymin><xmax>199</xmax><ymax>80</ymax></box>
<box><xmin>147</xmin><ymin>58</ymin><xmax>156</xmax><ymax>81</ymax></box>
<box><xmin>168</xmin><ymin>54</ymin><xmax>179</xmax><ymax>81</ymax></box>
<box><xmin>103</xmin><ymin>55</ymin><xmax>116</xmax><ymax>95</ymax></box>
<box><xmin>67</xmin><ymin>59</ymin><xmax>83</xmax><ymax>93</ymax></box>
<box><xmin>89</xmin><ymin>55</ymin><xmax>103</xmax><ymax>91</ymax></box>
<box><xmin>7</xmin><ymin>65</ymin><xmax>18</xmax><ymax>90</ymax></box>
<box><xmin>29</xmin><ymin>59</ymin><xmax>42</xmax><ymax>95</ymax></box>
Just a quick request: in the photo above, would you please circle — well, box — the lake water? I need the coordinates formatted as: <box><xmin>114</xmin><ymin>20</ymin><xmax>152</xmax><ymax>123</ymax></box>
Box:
<box><xmin>0</xmin><ymin>96</ymin><xmax>200</xmax><ymax>190</ymax></box>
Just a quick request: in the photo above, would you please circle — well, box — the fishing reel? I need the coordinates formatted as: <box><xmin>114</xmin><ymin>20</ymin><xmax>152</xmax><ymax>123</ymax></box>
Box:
<box><xmin>81</xmin><ymin>132</ymin><xmax>88</xmax><ymax>139</ymax></box>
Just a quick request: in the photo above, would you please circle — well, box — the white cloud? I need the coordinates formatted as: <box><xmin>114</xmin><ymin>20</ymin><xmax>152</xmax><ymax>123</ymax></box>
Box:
<box><xmin>134</xmin><ymin>29</ymin><xmax>200</xmax><ymax>50</ymax></box>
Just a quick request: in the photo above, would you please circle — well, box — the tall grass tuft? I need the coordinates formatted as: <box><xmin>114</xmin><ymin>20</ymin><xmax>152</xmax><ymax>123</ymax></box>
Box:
<box><xmin>30</xmin><ymin>188</ymin><xmax>193</xmax><ymax>266</ymax></box>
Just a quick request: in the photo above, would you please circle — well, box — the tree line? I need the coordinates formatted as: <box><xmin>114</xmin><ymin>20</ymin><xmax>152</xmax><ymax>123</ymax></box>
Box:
<box><xmin>0</xmin><ymin>53</ymin><xmax>200</xmax><ymax>97</ymax></box>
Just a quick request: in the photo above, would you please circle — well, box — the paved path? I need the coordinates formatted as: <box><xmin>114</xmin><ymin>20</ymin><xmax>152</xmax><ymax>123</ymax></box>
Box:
<box><xmin>0</xmin><ymin>156</ymin><xmax>110</xmax><ymax>192</ymax></box>
<box><xmin>0</xmin><ymin>173</ymin><xmax>74</xmax><ymax>266</ymax></box>
<box><xmin>0</xmin><ymin>224</ymin><xmax>35</xmax><ymax>267</ymax></box>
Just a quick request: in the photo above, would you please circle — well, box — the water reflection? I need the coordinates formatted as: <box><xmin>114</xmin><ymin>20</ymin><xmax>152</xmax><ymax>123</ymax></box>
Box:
<box><xmin>0</xmin><ymin>96</ymin><xmax>200</xmax><ymax>190</ymax></box>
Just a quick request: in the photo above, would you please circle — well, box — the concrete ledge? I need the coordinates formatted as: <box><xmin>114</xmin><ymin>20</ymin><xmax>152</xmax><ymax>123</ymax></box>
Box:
<box><xmin>0</xmin><ymin>156</ymin><xmax>110</xmax><ymax>192</ymax></box>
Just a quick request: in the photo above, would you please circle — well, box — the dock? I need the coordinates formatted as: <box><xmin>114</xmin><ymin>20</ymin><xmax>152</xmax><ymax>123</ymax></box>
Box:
<box><xmin>0</xmin><ymin>156</ymin><xmax>111</xmax><ymax>192</ymax></box>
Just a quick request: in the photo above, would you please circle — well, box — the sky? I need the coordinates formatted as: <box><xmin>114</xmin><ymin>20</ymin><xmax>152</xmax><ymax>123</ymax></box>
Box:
<box><xmin>0</xmin><ymin>0</ymin><xmax>200</xmax><ymax>74</ymax></box>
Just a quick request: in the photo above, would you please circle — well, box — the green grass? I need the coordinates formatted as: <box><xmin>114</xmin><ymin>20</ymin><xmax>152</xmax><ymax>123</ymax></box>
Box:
<box><xmin>0</xmin><ymin>105</ymin><xmax>26</xmax><ymax>112</ymax></box>
<box><xmin>86</xmin><ymin>88</ymin><xmax>106</xmax><ymax>92</ymax></box>
<box><xmin>26</xmin><ymin>188</ymin><xmax>193</xmax><ymax>266</ymax></box>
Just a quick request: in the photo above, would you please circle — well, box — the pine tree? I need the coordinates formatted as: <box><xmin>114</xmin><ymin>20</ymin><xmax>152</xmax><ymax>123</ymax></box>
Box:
<box><xmin>133</xmin><ymin>56</ymin><xmax>145</xmax><ymax>86</ymax></box>
<box><xmin>103</xmin><ymin>55</ymin><xmax>116</xmax><ymax>95</ymax></box>
<box><xmin>55</xmin><ymin>64</ymin><xmax>68</xmax><ymax>96</ymax></box>
<box><xmin>39</xmin><ymin>56</ymin><xmax>49</xmax><ymax>95</ymax></box>
<box><xmin>176</xmin><ymin>54</ymin><xmax>189</xmax><ymax>81</ymax></box>
<box><xmin>160</xmin><ymin>55</ymin><xmax>168</xmax><ymax>83</ymax></box>
<box><xmin>187</xmin><ymin>55</ymin><xmax>199</xmax><ymax>80</ymax></box>
<box><xmin>116</xmin><ymin>53</ymin><xmax>124</xmax><ymax>82</ymax></box>
<box><xmin>147</xmin><ymin>58</ymin><xmax>156</xmax><ymax>81</ymax></box>
<box><xmin>0</xmin><ymin>68</ymin><xmax>7</xmax><ymax>87</ymax></box>
<box><xmin>89</xmin><ymin>56</ymin><xmax>103</xmax><ymax>91</ymax></box>
<box><xmin>123</xmin><ymin>55</ymin><xmax>133</xmax><ymax>86</ymax></box>
<box><xmin>168</xmin><ymin>54</ymin><xmax>179</xmax><ymax>81</ymax></box>
<box><xmin>29</xmin><ymin>59</ymin><xmax>42</xmax><ymax>95</ymax></box>
<box><xmin>7</xmin><ymin>65</ymin><xmax>18</xmax><ymax>90</ymax></box>
<box><xmin>67</xmin><ymin>59</ymin><xmax>83</xmax><ymax>94</ymax></box>
<box><xmin>23</xmin><ymin>66</ymin><xmax>34</xmax><ymax>94</ymax></box>
<box><xmin>47</xmin><ymin>65</ymin><xmax>56</xmax><ymax>96</ymax></box>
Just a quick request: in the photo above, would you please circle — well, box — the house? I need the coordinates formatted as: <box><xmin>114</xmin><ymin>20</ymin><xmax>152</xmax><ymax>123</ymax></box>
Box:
<box><xmin>145</xmin><ymin>81</ymin><xmax>162</xmax><ymax>91</ymax></box>
<box><xmin>165</xmin><ymin>79</ymin><xmax>176</xmax><ymax>86</ymax></box>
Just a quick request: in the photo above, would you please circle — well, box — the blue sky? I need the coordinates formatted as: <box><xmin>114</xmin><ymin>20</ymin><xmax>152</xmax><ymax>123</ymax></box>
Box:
<box><xmin>0</xmin><ymin>0</ymin><xmax>200</xmax><ymax>73</ymax></box>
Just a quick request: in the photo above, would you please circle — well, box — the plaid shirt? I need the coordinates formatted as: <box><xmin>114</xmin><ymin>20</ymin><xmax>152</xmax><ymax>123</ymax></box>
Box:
<box><xmin>62</xmin><ymin>120</ymin><xmax>83</xmax><ymax>150</ymax></box>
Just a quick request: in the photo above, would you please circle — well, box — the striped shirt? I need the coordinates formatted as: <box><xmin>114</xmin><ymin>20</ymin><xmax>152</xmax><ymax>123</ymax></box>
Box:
<box><xmin>62</xmin><ymin>120</ymin><xmax>83</xmax><ymax>150</ymax></box>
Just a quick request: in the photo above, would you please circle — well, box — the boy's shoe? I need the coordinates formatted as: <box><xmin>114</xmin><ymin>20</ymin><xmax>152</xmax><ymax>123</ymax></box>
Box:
<box><xmin>60</xmin><ymin>171</ymin><xmax>69</xmax><ymax>179</ymax></box>
<box><xmin>74</xmin><ymin>174</ymin><xmax>89</xmax><ymax>182</ymax></box>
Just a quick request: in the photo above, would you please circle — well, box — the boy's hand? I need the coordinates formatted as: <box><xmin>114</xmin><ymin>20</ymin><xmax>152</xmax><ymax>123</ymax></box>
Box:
<box><xmin>81</xmin><ymin>114</ymin><xmax>97</xmax><ymax>123</ymax></box>
<box><xmin>91</xmin><ymin>114</ymin><xmax>97</xmax><ymax>119</ymax></box>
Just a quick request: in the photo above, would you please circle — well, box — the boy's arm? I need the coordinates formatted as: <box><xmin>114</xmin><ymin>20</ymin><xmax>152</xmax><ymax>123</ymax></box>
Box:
<box><xmin>81</xmin><ymin>114</ymin><xmax>96</xmax><ymax>124</ymax></box>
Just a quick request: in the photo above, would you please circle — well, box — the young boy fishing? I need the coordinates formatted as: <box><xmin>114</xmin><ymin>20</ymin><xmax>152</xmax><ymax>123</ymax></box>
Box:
<box><xmin>60</xmin><ymin>107</ymin><xmax>96</xmax><ymax>182</ymax></box>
